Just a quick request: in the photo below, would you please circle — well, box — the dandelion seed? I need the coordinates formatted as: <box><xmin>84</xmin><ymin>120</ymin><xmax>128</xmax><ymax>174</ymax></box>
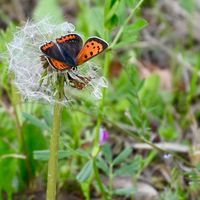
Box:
<box><xmin>8</xmin><ymin>18</ymin><xmax>108</xmax><ymax>104</ymax></box>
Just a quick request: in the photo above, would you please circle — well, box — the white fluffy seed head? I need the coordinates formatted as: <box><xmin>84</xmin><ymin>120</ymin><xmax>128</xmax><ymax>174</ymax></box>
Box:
<box><xmin>8</xmin><ymin>18</ymin><xmax>108</xmax><ymax>104</ymax></box>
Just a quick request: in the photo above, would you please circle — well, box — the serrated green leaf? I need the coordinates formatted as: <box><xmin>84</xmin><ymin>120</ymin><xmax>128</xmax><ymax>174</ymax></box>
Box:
<box><xmin>22</xmin><ymin>112</ymin><xmax>50</xmax><ymax>131</ymax></box>
<box><xmin>102</xmin><ymin>143</ymin><xmax>112</xmax><ymax>163</ymax></box>
<box><xmin>76</xmin><ymin>160</ymin><xmax>93</xmax><ymax>182</ymax></box>
<box><xmin>97</xmin><ymin>157</ymin><xmax>109</xmax><ymax>175</ymax></box>
<box><xmin>113</xmin><ymin>147</ymin><xmax>132</xmax><ymax>165</ymax></box>
<box><xmin>113</xmin><ymin>187</ymin><xmax>136</xmax><ymax>196</ymax></box>
<box><xmin>33</xmin><ymin>150</ymin><xmax>71</xmax><ymax>161</ymax></box>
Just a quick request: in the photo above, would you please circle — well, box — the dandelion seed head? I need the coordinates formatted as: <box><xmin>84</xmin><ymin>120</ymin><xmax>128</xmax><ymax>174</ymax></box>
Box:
<box><xmin>8</xmin><ymin>18</ymin><xmax>107</xmax><ymax>104</ymax></box>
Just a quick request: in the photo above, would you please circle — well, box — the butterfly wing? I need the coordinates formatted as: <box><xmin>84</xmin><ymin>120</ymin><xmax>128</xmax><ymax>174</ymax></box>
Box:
<box><xmin>47</xmin><ymin>58</ymin><xmax>71</xmax><ymax>70</ymax></box>
<box><xmin>56</xmin><ymin>34</ymin><xmax>83</xmax><ymax>66</ymax></box>
<box><xmin>76</xmin><ymin>37</ymin><xmax>108</xmax><ymax>66</ymax></box>
<box><xmin>40</xmin><ymin>41</ymin><xmax>75</xmax><ymax>67</ymax></box>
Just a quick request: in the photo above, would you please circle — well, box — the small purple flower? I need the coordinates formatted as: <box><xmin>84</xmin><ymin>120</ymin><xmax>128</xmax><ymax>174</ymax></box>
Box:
<box><xmin>99</xmin><ymin>127</ymin><xmax>109</xmax><ymax>145</ymax></box>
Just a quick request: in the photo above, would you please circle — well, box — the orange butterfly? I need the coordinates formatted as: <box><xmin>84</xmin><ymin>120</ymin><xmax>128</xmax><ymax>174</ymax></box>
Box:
<box><xmin>40</xmin><ymin>34</ymin><xmax>108</xmax><ymax>71</ymax></box>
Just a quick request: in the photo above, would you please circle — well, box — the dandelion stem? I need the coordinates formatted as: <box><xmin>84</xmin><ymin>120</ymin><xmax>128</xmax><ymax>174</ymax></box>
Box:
<box><xmin>46</xmin><ymin>74</ymin><xmax>64</xmax><ymax>200</ymax></box>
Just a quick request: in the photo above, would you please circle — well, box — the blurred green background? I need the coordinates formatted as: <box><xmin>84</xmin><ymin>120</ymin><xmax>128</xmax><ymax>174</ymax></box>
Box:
<box><xmin>0</xmin><ymin>0</ymin><xmax>200</xmax><ymax>199</ymax></box>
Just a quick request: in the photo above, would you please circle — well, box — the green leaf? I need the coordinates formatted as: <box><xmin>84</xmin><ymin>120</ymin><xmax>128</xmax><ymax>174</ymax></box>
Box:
<box><xmin>90</xmin><ymin>7</ymin><xmax>104</xmax><ymax>37</ymax></box>
<box><xmin>22</xmin><ymin>112</ymin><xmax>50</xmax><ymax>131</ymax></box>
<box><xmin>18</xmin><ymin>123</ymin><xmax>47</xmax><ymax>184</ymax></box>
<box><xmin>33</xmin><ymin>150</ymin><xmax>49</xmax><ymax>160</ymax></box>
<box><xmin>105</xmin><ymin>0</ymin><xmax>120</xmax><ymax>21</ymax></box>
<box><xmin>104</xmin><ymin>0</ymin><xmax>118</xmax><ymax>17</ymax></box>
<box><xmin>113</xmin><ymin>155</ymin><xmax>142</xmax><ymax>177</ymax></box>
<box><xmin>76</xmin><ymin>160</ymin><xmax>93</xmax><ymax>182</ymax></box>
<box><xmin>138</xmin><ymin>74</ymin><xmax>164</xmax><ymax>116</ymax></box>
<box><xmin>136</xmin><ymin>79</ymin><xmax>145</xmax><ymax>92</ymax></box>
<box><xmin>0</xmin><ymin>23</ymin><xmax>16</xmax><ymax>89</ymax></box>
<box><xmin>0</xmin><ymin>141</ymin><xmax>18</xmax><ymax>195</ymax></box>
<box><xmin>33</xmin><ymin>0</ymin><xmax>64</xmax><ymax>23</ymax></box>
<box><xmin>113</xmin><ymin>35</ymin><xmax>138</xmax><ymax>49</ymax></box>
<box><xmin>196</xmin><ymin>162</ymin><xmax>200</xmax><ymax>171</ymax></box>
<box><xmin>113</xmin><ymin>187</ymin><xmax>136</xmax><ymax>196</ymax></box>
<box><xmin>64</xmin><ymin>145</ymin><xmax>90</xmax><ymax>159</ymax></box>
<box><xmin>33</xmin><ymin>150</ymin><xmax>71</xmax><ymax>161</ymax></box>
<box><xmin>104</xmin><ymin>0</ymin><xmax>120</xmax><ymax>29</ymax></box>
<box><xmin>116</xmin><ymin>19</ymin><xmax>147</xmax><ymax>48</ymax></box>
<box><xmin>42</xmin><ymin>108</ymin><xmax>53</xmax><ymax>127</ymax></box>
<box><xmin>102</xmin><ymin>143</ymin><xmax>112</xmax><ymax>163</ymax></box>
<box><xmin>180</xmin><ymin>0</ymin><xmax>195</xmax><ymax>12</ymax></box>
<box><xmin>105</xmin><ymin>14</ymin><xmax>119</xmax><ymax>30</ymax></box>
<box><xmin>97</xmin><ymin>157</ymin><xmax>109</xmax><ymax>175</ymax></box>
<box><xmin>124</xmin><ymin>18</ymin><xmax>148</xmax><ymax>34</ymax></box>
<box><xmin>75</xmin><ymin>149</ymin><xmax>91</xmax><ymax>159</ymax></box>
<box><xmin>113</xmin><ymin>147</ymin><xmax>132</xmax><ymax>165</ymax></box>
<box><xmin>80</xmin><ymin>181</ymin><xmax>90</xmax><ymax>200</ymax></box>
<box><xmin>125</xmin><ymin>0</ymin><xmax>136</xmax><ymax>6</ymax></box>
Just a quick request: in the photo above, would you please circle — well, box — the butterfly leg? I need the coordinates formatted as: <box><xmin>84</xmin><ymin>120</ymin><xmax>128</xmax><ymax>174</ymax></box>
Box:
<box><xmin>66</xmin><ymin>72</ymin><xmax>86</xmax><ymax>90</ymax></box>
<box><xmin>69</xmin><ymin>68</ymin><xmax>94</xmax><ymax>85</ymax></box>
<box><xmin>74</xmin><ymin>74</ymin><xmax>92</xmax><ymax>84</ymax></box>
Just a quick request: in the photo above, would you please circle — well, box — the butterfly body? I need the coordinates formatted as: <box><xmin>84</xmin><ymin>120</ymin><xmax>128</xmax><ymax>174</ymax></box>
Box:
<box><xmin>40</xmin><ymin>34</ymin><xmax>108</xmax><ymax>71</ymax></box>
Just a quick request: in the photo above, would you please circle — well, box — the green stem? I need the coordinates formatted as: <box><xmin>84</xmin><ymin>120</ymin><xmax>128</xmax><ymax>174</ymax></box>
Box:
<box><xmin>92</xmin><ymin>32</ymin><xmax>111</xmax><ymax>197</ymax></box>
<box><xmin>72</xmin><ymin>106</ymin><xmax>194</xmax><ymax>167</ymax></box>
<box><xmin>135</xmin><ymin>93</ymin><xmax>146</xmax><ymax>135</ymax></box>
<box><xmin>94</xmin><ymin>31</ymin><xmax>110</xmax><ymax>146</ymax></box>
<box><xmin>73</xmin><ymin>113</ymin><xmax>80</xmax><ymax>149</ymax></box>
<box><xmin>93</xmin><ymin>47</ymin><xmax>110</xmax><ymax>197</ymax></box>
<box><xmin>93</xmin><ymin>0</ymin><xmax>145</xmax><ymax>197</ymax></box>
<box><xmin>46</xmin><ymin>75</ymin><xmax>64</xmax><ymax>200</ymax></box>
<box><xmin>93</xmin><ymin>158</ymin><xmax>108</xmax><ymax>200</ymax></box>
<box><xmin>108</xmin><ymin>163</ymin><xmax>113</xmax><ymax>200</ymax></box>
<box><xmin>10</xmin><ymin>83</ymin><xmax>33</xmax><ymax>184</ymax></box>
<box><xmin>109</xmin><ymin>0</ymin><xmax>144</xmax><ymax>49</ymax></box>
